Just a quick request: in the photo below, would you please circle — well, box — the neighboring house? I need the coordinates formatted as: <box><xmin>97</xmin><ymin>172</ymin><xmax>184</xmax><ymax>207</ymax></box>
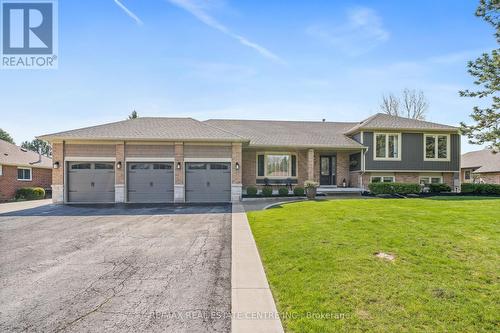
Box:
<box><xmin>0</xmin><ymin>140</ymin><xmax>52</xmax><ymax>201</ymax></box>
<box><xmin>38</xmin><ymin>113</ymin><xmax>460</xmax><ymax>204</ymax></box>
<box><xmin>461</xmin><ymin>149</ymin><xmax>500</xmax><ymax>184</ymax></box>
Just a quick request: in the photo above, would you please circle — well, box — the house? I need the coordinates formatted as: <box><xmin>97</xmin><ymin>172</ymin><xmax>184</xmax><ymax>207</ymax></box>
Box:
<box><xmin>0</xmin><ymin>140</ymin><xmax>52</xmax><ymax>201</ymax></box>
<box><xmin>461</xmin><ymin>149</ymin><xmax>500</xmax><ymax>184</ymax></box>
<box><xmin>37</xmin><ymin>113</ymin><xmax>460</xmax><ymax>204</ymax></box>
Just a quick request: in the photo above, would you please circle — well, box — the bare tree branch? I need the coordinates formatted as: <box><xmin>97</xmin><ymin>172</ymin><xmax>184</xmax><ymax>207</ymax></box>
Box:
<box><xmin>380</xmin><ymin>89</ymin><xmax>428</xmax><ymax>120</ymax></box>
<box><xmin>380</xmin><ymin>93</ymin><xmax>400</xmax><ymax>116</ymax></box>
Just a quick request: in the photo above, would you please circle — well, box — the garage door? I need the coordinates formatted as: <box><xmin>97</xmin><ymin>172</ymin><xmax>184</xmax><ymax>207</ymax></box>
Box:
<box><xmin>185</xmin><ymin>162</ymin><xmax>231</xmax><ymax>203</ymax></box>
<box><xmin>67</xmin><ymin>162</ymin><xmax>115</xmax><ymax>203</ymax></box>
<box><xmin>127</xmin><ymin>162</ymin><xmax>174</xmax><ymax>203</ymax></box>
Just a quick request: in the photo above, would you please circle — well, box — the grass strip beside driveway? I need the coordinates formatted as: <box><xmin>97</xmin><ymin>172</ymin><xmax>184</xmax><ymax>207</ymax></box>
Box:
<box><xmin>247</xmin><ymin>197</ymin><xmax>500</xmax><ymax>332</ymax></box>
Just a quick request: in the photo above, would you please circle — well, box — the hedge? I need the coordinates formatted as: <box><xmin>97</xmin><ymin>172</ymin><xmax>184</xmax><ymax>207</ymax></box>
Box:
<box><xmin>261</xmin><ymin>186</ymin><xmax>273</xmax><ymax>197</ymax></box>
<box><xmin>278</xmin><ymin>187</ymin><xmax>289</xmax><ymax>196</ymax></box>
<box><xmin>368</xmin><ymin>182</ymin><xmax>420</xmax><ymax>195</ymax></box>
<box><xmin>15</xmin><ymin>187</ymin><xmax>45</xmax><ymax>200</ymax></box>
<box><xmin>429</xmin><ymin>183</ymin><xmax>452</xmax><ymax>193</ymax></box>
<box><xmin>461</xmin><ymin>183</ymin><xmax>500</xmax><ymax>195</ymax></box>
<box><xmin>293</xmin><ymin>187</ymin><xmax>305</xmax><ymax>196</ymax></box>
<box><xmin>246</xmin><ymin>186</ymin><xmax>258</xmax><ymax>196</ymax></box>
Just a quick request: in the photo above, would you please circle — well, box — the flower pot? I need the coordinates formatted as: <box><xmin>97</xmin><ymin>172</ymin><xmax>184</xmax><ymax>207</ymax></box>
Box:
<box><xmin>306</xmin><ymin>187</ymin><xmax>317</xmax><ymax>199</ymax></box>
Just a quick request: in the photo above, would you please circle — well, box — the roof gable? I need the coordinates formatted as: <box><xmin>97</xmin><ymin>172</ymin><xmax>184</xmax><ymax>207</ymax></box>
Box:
<box><xmin>0</xmin><ymin>140</ymin><xmax>52</xmax><ymax>168</ymax></box>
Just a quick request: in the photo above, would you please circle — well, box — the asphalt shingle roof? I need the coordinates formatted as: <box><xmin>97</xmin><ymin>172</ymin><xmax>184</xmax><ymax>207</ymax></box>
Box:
<box><xmin>461</xmin><ymin>149</ymin><xmax>500</xmax><ymax>173</ymax></box>
<box><xmin>205</xmin><ymin>119</ymin><xmax>364</xmax><ymax>148</ymax></box>
<box><xmin>38</xmin><ymin>118</ymin><xmax>245</xmax><ymax>142</ymax></box>
<box><xmin>346</xmin><ymin>113</ymin><xmax>458</xmax><ymax>134</ymax></box>
<box><xmin>0</xmin><ymin>140</ymin><xmax>52</xmax><ymax>168</ymax></box>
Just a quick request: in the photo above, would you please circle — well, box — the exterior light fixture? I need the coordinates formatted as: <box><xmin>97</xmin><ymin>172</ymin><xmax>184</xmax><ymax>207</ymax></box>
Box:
<box><xmin>177</xmin><ymin>162</ymin><xmax>181</xmax><ymax>169</ymax></box>
<box><xmin>53</xmin><ymin>161</ymin><xmax>60</xmax><ymax>169</ymax></box>
<box><xmin>117</xmin><ymin>161</ymin><xmax>122</xmax><ymax>169</ymax></box>
<box><xmin>235</xmin><ymin>162</ymin><xmax>240</xmax><ymax>170</ymax></box>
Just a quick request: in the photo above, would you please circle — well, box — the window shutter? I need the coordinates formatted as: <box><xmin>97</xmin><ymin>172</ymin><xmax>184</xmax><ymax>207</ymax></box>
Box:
<box><xmin>291</xmin><ymin>155</ymin><xmax>297</xmax><ymax>177</ymax></box>
<box><xmin>257</xmin><ymin>155</ymin><xmax>264</xmax><ymax>177</ymax></box>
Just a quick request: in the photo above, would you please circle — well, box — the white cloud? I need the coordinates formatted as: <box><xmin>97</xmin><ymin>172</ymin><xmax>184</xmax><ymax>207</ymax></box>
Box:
<box><xmin>165</xmin><ymin>0</ymin><xmax>284</xmax><ymax>64</ymax></box>
<box><xmin>113</xmin><ymin>0</ymin><xmax>143</xmax><ymax>25</ymax></box>
<box><xmin>306</xmin><ymin>6</ymin><xmax>389</xmax><ymax>55</ymax></box>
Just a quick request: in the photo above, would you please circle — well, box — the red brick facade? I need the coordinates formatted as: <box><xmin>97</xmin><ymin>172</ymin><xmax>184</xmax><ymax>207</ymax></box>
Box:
<box><xmin>0</xmin><ymin>165</ymin><xmax>52</xmax><ymax>201</ymax></box>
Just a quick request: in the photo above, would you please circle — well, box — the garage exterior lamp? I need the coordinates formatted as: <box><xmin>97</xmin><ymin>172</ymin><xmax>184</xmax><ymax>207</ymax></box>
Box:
<box><xmin>177</xmin><ymin>162</ymin><xmax>181</xmax><ymax>169</ymax></box>
<box><xmin>53</xmin><ymin>161</ymin><xmax>59</xmax><ymax>169</ymax></box>
<box><xmin>116</xmin><ymin>161</ymin><xmax>122</xmax><ymax>169</ymax></box>
<box><xmin>235</xmin><ymin>162</ymin><xmax>240</xmax><ymax>170</ymax></box>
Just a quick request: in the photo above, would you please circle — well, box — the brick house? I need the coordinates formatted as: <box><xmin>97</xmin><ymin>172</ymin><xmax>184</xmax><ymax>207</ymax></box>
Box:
<box><xmin>461</xmin><ymin>149</ymin><xmax>500</xmax><ymax>184</ymax></box>
<box><xmin>38</xmin><ymin>113</ymin><xmax>461</xmax><ymax>204</ymax></box>
<box><xmin>0</xmin><ymin>140</ymin><xmax>52</xmax><ymax>201</ymax></box>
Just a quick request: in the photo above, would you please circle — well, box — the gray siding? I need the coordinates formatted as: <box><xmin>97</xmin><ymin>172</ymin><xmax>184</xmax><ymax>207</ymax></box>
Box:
<box><xmin>351</xmin><ymin>132</ymin><xmax>362</xmax><ymax>144</ymax></box>
<box><xmin>364</xmin><ymin>132</ymin><xmax>460</xmax><ymax>171</ymax></box>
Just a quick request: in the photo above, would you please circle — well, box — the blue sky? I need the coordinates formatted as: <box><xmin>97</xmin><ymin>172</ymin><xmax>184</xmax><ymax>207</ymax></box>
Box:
<box><xmin>1</xmin><ymin>0</ymin><xmax>496</xmax><ymax>152</ymax></box>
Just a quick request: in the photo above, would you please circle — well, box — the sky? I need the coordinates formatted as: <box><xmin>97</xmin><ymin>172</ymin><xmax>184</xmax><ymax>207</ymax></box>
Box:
<box><xmin>0</xmin><ymin>0</ymin><xmax>497</xmax><ymax>152</ymax></box>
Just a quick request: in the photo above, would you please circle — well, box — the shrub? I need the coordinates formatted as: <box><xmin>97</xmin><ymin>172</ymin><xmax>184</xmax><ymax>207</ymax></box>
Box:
<box><xmin>461</xmin><ymin>183</ymin><xmax>500</xmax><ymax>195</ymax></box>
<box><xmin>293</xmin><ymin>187</ymin><xmax>305</xmax><ymax>196</ymax></box>
<box><xmin>261</xmin><ymin>186</ymin><xmax>273</xmax><ymax>197</ymax></box>
<box><xmin>278</xmin><ymin>187</ymin><xmax>289</xmax><ymax>196</ymax></box>
<box><xmin>15</xmin><ymin>187</ymin><xmax>45</xmax><ymax>200</ymax></box>
<box><xmin>368</xmin><ymin>182</ymin><xmax>420</xmax><ymax>195</ymax></box>
<box><xmin>429</xmin><ymin>183</ymin><xmax>452</xmax><ymax>193</ymax></box>
<box><xmin>246</xmin><ymin>186</ymin><xmax>258</xmax><ymax>196</ymax></box>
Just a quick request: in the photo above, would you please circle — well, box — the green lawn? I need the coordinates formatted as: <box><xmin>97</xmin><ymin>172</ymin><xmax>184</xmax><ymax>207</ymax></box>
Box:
<box><xmin>247</xmin><ymin>197</ymin><xmax>500</xmax><ymax>332</ymax></box>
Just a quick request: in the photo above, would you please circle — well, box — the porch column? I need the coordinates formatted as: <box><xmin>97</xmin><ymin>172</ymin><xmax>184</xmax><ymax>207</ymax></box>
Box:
<box><xmin>51</xmin><ymin>141</ymin><xmax>64</xmax><ymax>204</ymax></box>
<box><xmin>231</xmin><ymin>142</ymin><xmax>243</xmax><ymax>202</ymax></box>
<box><xmin>115</xmin><ymin>142</ymin><xmax>125</xmax><ymax>203</ymax></box>
<box><xmin>174</xmin><ymin>142</ymin><xmax>184</xmax><ymax>203</ymax></box>
<box><xmin>307</xmin><ymin>148</ymin><xmax>315</xmax><ymax>181</ymax></box>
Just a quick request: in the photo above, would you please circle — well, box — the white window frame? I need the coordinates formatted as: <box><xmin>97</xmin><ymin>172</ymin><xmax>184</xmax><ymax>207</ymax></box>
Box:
<box><xmin>370</xmin><ymin>175</ymin><xmax>395</xmax><ymax>183</ymax></box>
<box><xmin>17</xmin><ymin>167</ymin><xmax>32</xmax><ymax>181</ymax></box>
<box><xmin>373</xmin><ymin>133</ymin><xmax>402</xmax><ymax>161</ymax></box>
<box><xmin>419</xmin><ymin>176</ymin><xmax>443</xmax><ymax>185</ymax></box>
<box><xmin>424</xmin><ymin>134</ymin><xmax>450</xmax><ymax>161</ymax></box>
<box><xmin>464</xmin><ymin>169</ymin><xmax>471</xmax><ymax>181</ymax></box>
<box><xmin>0</xmin><ymin>164</ymin><xmax>2</xmax><ymax>176</ymax></box>
<box><xmin>256</xmin><ymin>152</ymin><xmax>298</xmax><ymax>179</ymax></box>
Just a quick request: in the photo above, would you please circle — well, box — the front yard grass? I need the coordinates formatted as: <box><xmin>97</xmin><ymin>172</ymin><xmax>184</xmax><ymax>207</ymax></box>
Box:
<box><xmin>247</xmin><ymin>197</ymin><xmax>500</xmax><ymax>332</ymax></box>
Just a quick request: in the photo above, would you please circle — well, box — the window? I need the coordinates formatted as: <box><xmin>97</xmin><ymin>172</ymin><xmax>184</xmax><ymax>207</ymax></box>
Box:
<box><xmin>95</xmin><ymin>163</ymin><xmax>114</xmax><ymax>170</ymax></box>
<box><xmin>17</xmin><ymin>168</ymin><xmax>32</xmax><ymax>181</ymax></box>
<box><xmin>419</xmin><ymin>176</ymin><xmax>443</xmax><ymax>185</ymax></box>
<box><xmin>188</xmin><ymin>163</ymin><xmax>207</xmax><ymax>170</ymax></box>
<box><xmin>130</xmin><ymin>163</ymin><xmax>150</xmax><ymax>170</ymax></box>
<box><xmin>210</xmin><ymin>163</ymin><xmax>229</xmax><ymax>170</ymax></box>
<box><xmin>374</xmin><ymin>133</ymin><xmax>401</xmax><ymax>160</ymax></box>
<box><xmin>153</xmin><ymin>163</ymin><xmax>171</xmax><ymax>170</ymax></box>
<box><xmin>0</xmin><ymin>164</ymin><xmax>2</xmax><ymax>176</ymax></box>
<box><xmin>464</xmin><ymin>170</ymin><xmax>471</xmax><ymax>180</ymax></box>
<box><xmin>371</xmin><ymin>176</ymin><xmax>395</xmax><ymax>183</ymax></box>
<box><xmin>71</xmin><ymin>163</ymin><xmax>91</xmax><ymax>170</ymax></box>
<box><xmin>257</xmin><ymin>153</ymin><xmax>297</xmax><ymax>178</ymax></box>
<box><xmin>424</xmin><ymin>134</ymin><xmax>449</xmax><ymax>160</ymax></box>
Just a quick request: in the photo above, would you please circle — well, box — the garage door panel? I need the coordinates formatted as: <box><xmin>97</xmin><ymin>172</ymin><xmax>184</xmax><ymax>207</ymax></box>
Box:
<box><xmin>127</xmin><ymin>163</ymin><xmax>174</xmax><ymax>203</ymax></box>
<box><xmin>67</xmin><ymin>162</ymin><xmax>115</xmax><ymax>203</ymax></box>
<box><xmin>185</xmin><ymin>162</ymin><xmax>231</xmax><ymax>203</ymax></box>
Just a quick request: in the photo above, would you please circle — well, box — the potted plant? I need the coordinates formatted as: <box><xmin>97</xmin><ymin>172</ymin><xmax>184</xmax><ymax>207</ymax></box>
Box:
<box><xmin>304</xmin><ymin>180</ymin><xmax>319</xmax><ymax>199</ymax></box>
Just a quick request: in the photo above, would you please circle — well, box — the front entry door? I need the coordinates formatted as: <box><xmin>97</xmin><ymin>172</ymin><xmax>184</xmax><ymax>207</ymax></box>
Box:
<box><xmin>320</xmin><ymin>155</ymin><xmax>336</xmax><ymax>186</ymax></box>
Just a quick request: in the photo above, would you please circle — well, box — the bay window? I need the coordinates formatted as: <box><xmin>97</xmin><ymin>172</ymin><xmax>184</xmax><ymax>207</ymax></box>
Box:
<box><xmin>425</xmin><ymin>134</ymin><xmax>449</xmax><ymax>160</ymax></box>
<box><xmin>257</xmin><ymin>153</ymin><xmax>297</xmax><ymax>178</ymax></box>
<box><xmin>374</xmin><ymin>133</ymin><xmax>401</xmax><ymax>160</ymax></box>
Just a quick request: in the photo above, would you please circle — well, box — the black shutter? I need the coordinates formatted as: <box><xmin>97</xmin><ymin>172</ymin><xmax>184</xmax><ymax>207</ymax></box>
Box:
<box><xmin>291</xmin><ymin>155</ymin><xmax>297</xmax><ymax>177</ymax></box>
<box><xmin>257</xmin><ymin>155</ymin><xmax>265</xmax><ymax>177</ymax></box>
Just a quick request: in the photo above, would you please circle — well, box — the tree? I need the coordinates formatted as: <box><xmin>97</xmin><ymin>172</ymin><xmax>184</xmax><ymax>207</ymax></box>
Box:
<box><xmin>0</xmin><ymin>128</ymin><xmax>15</xmax><ymax>144</ymax></box>
<box><xmin>21</xmin><ymin>139</ymin><xmax>52</xmax><ymax>157</ymax></box>
<box><xmin>380</xmin><ymin>89</ymin><xmax>428</xmax><ymax>120</ymax></box>
<box><xmin>460</xmin><ymin>0</ymin><xmax>500</xmax><ymax>151</ymax></box>
<box><xmin>128</xmin><ymin>110</ymin><xmax>138</xmax><ymax>119</ymax></box>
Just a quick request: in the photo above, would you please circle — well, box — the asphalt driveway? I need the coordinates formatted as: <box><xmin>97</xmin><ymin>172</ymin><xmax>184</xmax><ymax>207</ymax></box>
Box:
<box><xmin>0</xmin><ymin>203</ymin><xmax>231</xmax><ymax>332</ymax></box>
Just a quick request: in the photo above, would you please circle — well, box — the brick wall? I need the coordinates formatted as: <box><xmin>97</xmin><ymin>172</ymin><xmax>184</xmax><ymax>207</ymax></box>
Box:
<box><xmin>125</xmin><ymin>144</ymin><xmax>174</xmax><ymax>158</ymax></box>
<box><xmin>65</xmin><ymin>144</ymin><xmax>116</xmax><ymax>157</ymax></box>
<box><xmin>232</xmin><ymin>143</ymin><xmax>242</xmax><ymax>184</ymax></box>
<box><xmin>336</xmin><ymin>152</ymin><xmax>350</xmax><ymax>186</ymax></box>
<box><xmin>0</xmin><ymin>165</ymin><xmax>52</xmax><ymax>201</ymax></box>
<box><xmin>52</xmin><ymin>142</ymin><xmax>64</xmax><ymax>185</ymax></box>
<box><xmin>394</xmin><ymin>172</ymin><xmax>420</xmax><ymax>183</ymax></box>
<box><xmin>184</xmin><ymin>144</ymin><xmax>232</xmax><ymax>158</ymax></box>
<box><xmin>477</xmin><ymin>172</ymin><xmax>500</xmax><ymax>184</ymax></box>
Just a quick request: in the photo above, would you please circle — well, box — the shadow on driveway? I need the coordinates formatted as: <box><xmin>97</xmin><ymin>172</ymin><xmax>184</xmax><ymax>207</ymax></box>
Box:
<box><xmin>0</xmin><ymin>203</ymin><xmax>232</xmax><ymax>217</ymax></box>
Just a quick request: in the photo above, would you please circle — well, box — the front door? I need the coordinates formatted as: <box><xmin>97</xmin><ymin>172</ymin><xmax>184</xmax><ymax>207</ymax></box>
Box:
<box><xmin>320</xmin><ymin>155</ymin><xmax>336</xmax><ymax>186</ymax></box>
